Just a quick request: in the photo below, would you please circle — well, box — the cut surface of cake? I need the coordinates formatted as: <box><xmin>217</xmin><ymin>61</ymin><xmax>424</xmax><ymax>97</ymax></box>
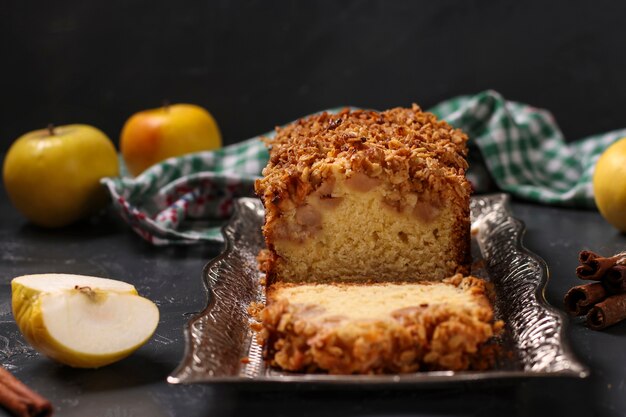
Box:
<box><xmin>252</xmin><ymin>275</ymin><xmax>502</xmax><ymax>374</ymax></box>
<box><xmin>255</xmin><ymin>105</ymin><xmax>471</xmax><ymax>283</ymax></box>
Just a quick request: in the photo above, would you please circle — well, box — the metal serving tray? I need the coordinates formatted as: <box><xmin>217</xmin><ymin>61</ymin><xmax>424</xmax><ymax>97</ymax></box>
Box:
<box><xmin>168</xmin><ymin>194</ymin><xmax>589</xmax><ymax>384</ymax></box>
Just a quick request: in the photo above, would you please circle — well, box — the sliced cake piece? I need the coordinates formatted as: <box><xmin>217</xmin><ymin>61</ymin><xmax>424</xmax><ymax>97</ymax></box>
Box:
<box><xmin>255</xmin><ymin>105</ymin><xmax>471</xmax><ymax>283</ymax></box>
<box><xmin>252</xmin><ymin>275</ymin><xmax>503</xmax><ymax>374</ymax></box>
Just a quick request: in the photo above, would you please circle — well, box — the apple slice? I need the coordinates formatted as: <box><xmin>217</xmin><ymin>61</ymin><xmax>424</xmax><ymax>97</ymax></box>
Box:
<box><xmin>12</xmin><ymin>274</ymin><xmax>159</xmax><ymax>368</ymax></box>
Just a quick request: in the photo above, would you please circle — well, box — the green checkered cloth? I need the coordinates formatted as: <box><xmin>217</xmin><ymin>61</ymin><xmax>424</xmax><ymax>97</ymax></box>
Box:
<box><xmin>102</xmin><ymin>90</ymin><xmax>626</xmax><ymax>244</ymax></box>
<box><xmin>430</xmin><ymin>90</ymin><xmax>626</xmax><ymax>207</ymax></box>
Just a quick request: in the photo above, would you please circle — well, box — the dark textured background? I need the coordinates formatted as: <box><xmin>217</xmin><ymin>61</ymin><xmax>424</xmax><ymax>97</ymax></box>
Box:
<box><xmin>2</xmin><ymin>0</ymin><xmax>626</xmax><ymax>152</ymax></box>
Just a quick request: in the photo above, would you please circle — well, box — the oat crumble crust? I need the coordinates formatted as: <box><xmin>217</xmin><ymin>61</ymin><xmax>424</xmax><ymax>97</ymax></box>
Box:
<box><xmin>255</xmin><ymin>104</ymin><xmax>469</xmax><ymax>208</ymax></box>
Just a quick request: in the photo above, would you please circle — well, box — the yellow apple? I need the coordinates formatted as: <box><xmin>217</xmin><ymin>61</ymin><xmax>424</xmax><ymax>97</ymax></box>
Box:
<box><xmin>120</xmin><ymin>103</ymin><xmax>222</xmax><ymax>177</ymax></box>
<box><xmin>594</xmin><ymin>137</ymin><xmax>626</xmax><ymax>231</ymax></box>
<box><xmin>3</xmin><ymin>124</ymin><xmax>119</xmax><ymax>228</ymax></box>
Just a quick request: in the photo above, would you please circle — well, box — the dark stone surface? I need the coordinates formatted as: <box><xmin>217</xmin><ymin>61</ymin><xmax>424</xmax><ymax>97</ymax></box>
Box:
<box><xmin>1</xmin><ymin>173</ymin><xmax>625</xmax><ymax>416</ymax></box>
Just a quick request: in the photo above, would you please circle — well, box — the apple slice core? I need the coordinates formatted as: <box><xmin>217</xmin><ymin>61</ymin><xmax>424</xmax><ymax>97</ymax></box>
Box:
<box><xmin>41</xmin><ymin>292</ymin><xmax>159</xmax><ymax>355</ymax></box>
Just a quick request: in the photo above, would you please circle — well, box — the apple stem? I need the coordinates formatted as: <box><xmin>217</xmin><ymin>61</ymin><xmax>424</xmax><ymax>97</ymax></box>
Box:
<box><xmin>47</xmin><ymin>124</ymin><xmax>55</xmax><ymax>136</ymax></box>
<box><xmin>162</xmin><ymin>100</ymin><xmax>170</xmax><ymax>113</ymax></box>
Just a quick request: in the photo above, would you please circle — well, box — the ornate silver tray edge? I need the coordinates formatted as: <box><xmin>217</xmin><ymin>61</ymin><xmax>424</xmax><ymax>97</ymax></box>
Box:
<box><xmin>168</xmin><ymin>194</ymin><xmax>589</xmax><ymax>384</ymax></box>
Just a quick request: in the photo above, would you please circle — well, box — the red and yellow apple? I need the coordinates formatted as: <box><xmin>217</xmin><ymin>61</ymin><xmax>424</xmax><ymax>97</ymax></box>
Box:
<box><xmin>3</xmin><ymin>124</ymin><xmax>119</xmax><ymax>228</ymax></box>
<box><xmin>120</xmin><ymin>103</ymin><xmax>222</xmax><ymax>177</ymax></box>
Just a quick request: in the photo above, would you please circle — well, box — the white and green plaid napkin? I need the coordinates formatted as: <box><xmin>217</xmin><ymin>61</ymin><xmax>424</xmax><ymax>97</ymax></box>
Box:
<box><xmin>102</xmin><ymin>90</ymin><xmax>626</xmax><ymax>245</ymax></box>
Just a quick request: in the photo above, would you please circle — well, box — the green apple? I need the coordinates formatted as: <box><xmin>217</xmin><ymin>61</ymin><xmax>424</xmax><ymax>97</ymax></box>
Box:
<box><xmin>3</xmin><ymin>124</ymin><xmax>119</xmax><ymax>227</ymax></box>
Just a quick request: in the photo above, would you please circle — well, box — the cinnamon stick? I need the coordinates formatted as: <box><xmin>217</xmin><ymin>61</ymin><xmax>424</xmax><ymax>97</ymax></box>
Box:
<box><xmin>576</xmin><ymin>250</ymin><xmax>621</xmax><ymax>280</ymax></box>
<box><xmin>564</xmin><ymin>282</ymin><xmax>608</xmax><ymax>316</ymax></box>
<box><xmin>603</xmin><ymin>265</ymin><xmax>626</xmax><ymax>294</ymax></box>
<box><xmin>587</xmin><ymin>292</ymin><xmax>626</xmax><ymax>331</ymax></box>
<box><xmin>0</xmin><ymin>366</ymin><xmax>52</xmax><ymax>417</ymax></box>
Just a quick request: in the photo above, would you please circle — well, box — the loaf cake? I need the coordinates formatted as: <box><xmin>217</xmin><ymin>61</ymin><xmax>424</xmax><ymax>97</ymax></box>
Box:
<box><xmin>254</xmin><ymin>105</ymin><xmax>471</xmax><ymax>283</ymax></box>
<box><xmin>251</xmin><ymin>105</ymin><xmax>501</xmax><ymax>375</ymax></box>
<box><xmin>251</xmin><ymin>275</ymin><xmax>502</xmax><ymax>374</ymax></box>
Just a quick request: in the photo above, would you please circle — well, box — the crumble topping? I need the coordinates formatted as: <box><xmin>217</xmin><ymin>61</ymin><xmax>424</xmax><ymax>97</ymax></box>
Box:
<box><xmin>255</xmin><ymin>105</ymin><xmax>470</xmax><ymax>211</ymax></box>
